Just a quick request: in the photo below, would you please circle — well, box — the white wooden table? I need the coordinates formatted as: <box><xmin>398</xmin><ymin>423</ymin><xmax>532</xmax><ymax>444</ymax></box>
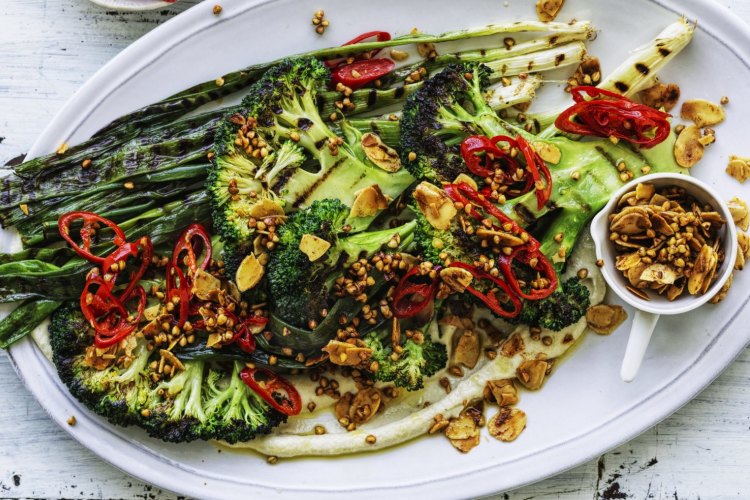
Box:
<box><xmin>1</xmin><ymin>1</ymin><xmax>749</xmax><ymax>498</ymax></box>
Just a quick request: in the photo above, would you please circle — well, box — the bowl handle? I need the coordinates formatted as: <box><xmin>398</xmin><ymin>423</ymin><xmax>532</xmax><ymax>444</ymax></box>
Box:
<box><xmin>620</xmin><ymin>311</ymin><xmax>660</xmax><ymax>382</ymax></box>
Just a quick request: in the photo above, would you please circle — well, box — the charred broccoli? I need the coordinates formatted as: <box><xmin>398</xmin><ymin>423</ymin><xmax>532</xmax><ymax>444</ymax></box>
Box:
<box><xmin>362</xmin><ymin>332</ymin><xmax>447</xmax><ymax>391</ymax></box>
<box><xmin>508</xmin><ymin>277</ymin><xmax>590</xmax><ymax>331</ymax></box>
<box><xmin>400</xmin><ymin>62</ymin><xmax>505</xmax><ymax>184</ymax></box>
<box><xmin>209</xmin><ymin>57</ymin><xmax>414</xmax><ymax>243</ymax></box>
<box><xmin>50</xmin><ymin>303</ymin><xmax>285</xmax><ymax>443</ymax></box>
<box><xmin>267</xmin><ymin>198</ymin><xmax>416</xmax><ymax>328</ymax></box>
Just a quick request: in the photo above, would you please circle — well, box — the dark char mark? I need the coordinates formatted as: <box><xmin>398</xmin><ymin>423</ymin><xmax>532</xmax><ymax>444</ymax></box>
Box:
<box><xmin>514</xmin><ymin>205</ymin><xmax>537</xmax><ymax>225</ymax></box>
<box><xmin>293</xmin><ymin>158</ymin><xmax>346</xmax><ymax>208</ymax></box>
<box><xmin>635</xmin><ymin>63</ymin><xmax>650</xmax><ymax>75</ymax></box>
<box><xmin>595</xmin><ymin>145</ymin><xmax>621</xmax><ymax>172</ymax></box>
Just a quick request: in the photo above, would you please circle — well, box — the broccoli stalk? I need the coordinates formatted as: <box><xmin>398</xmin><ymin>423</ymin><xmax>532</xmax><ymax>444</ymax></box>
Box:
<box><xmin>160</xmin><ymin>362</ymin><xmax>206</xmax><ymax>421</ymax></box>
<box><xmin>401</xmin><ymin>62</ymin><xmax>684</xmax><ymax>271</ymax></box>
<box><xmin>202</xmin><ymin>362</ymin><xmax>280</xmax><ymax>443</ymax></box>
<box><xmin>268</xmin><ymin>198</ymin><xmax>416</xmax><ymax>328</ymax></box>
<box><xmin>209</xmin><ymin>57</ymin><xmax>414</xmax><ymax>243</ymax></box>
<box><xmin>502</xmin><ymin>132</ymin><xmax>682</xmax><ymax>269</ymax></box>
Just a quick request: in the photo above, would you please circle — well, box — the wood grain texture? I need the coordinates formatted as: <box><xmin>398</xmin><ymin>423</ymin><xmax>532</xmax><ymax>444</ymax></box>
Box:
<box><xmin>1</xmin><ymin>1</ymin><xmax>749</xmax><ymax>498</ymax></box>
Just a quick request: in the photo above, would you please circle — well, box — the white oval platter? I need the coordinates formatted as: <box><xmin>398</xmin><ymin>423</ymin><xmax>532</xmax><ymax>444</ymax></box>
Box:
<box><xmin>6</xmin><ymin>0</ymin><xmax>750</xmax><ymax>498</ymax></box>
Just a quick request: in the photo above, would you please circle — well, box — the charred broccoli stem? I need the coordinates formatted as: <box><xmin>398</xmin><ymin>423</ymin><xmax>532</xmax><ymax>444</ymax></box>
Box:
<box><xmin>267</xmin><ymin>198</ymin><xmax>416</xmax><ymax>328</ymax></box>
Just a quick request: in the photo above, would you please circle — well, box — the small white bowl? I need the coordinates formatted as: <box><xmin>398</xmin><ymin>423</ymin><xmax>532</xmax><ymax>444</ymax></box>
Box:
<box><xmin>590</xmin><ymin>173</ymin><xmax>737</xmax><ymax>381</ymax></box>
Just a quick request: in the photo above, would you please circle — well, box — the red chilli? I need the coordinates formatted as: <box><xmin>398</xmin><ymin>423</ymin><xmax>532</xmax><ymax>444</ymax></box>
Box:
<box><xmin>443</xmin><ymin>182</ymin><xmax>557</xmax><ymax>301</ymax></box>
<box><xmin>331</xmin><ymin>58</ymin><xmax>395</xmax><ymax>90</ymax></box>
<box><xmin>391</xmin><ymin>265</ymin><xmax>441</xmax><ymax>319</ymax></box>
<box><xmin>324</xmin><ymin>30</ymin><xmax>392</xmax><ymax>68</ymax></box>
<box><xmin>58</xmin><ymin>211</ymin><xmax>128</xmax><ymax>265</ymax></box>
<box><xmin>554</xmin><ymin>86</ymin><xmax>671</xmax><ymax>148</ymax></box>
<box><xmin>239</xmin><ymin>367</ymin><xmax>302</xmax><ymax>416</ymax></box>
<box><xmin>448</xmin><ymin>262</ymin><xmax>522</xmax><ymax>319</ymax></box>
<box><xmin>460</xmin><ymin>134</ymin><xmax>551</xmax><ymax>210</ymax></box>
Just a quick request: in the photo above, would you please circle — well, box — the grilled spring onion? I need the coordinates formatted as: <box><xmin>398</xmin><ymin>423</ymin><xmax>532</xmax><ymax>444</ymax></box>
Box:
<box><xmin>319</xmin><ymin>60</ymin><xmax>547</xmax><ymax>120</ymax></box>
<box><xmin>97</xmin><ymin>20</ymin><xmax>595</xmax><ymax>137</ymax></box>
<box><xmin>485</xmin><ymin>75</ymin><xmax>543</xmax><ymax>110</ymax></box>
<box><xmin>598</xmin><ymin>17</ymin><xmax>695</xmax><ymax>96</ymax></box>
<box><xmin>484</xmin><ymin>42</ymin><xmax>587</xmax><ymax>80</ymax></box>
<box><xmin>382</xmin><ymin>24</ymin><xmax>593</xmax><ymax>86</ymax></box>
<box><xmin>531</xmin><ymin>18</ymin><xmax>696</xmax><ymax>137</ymax></box>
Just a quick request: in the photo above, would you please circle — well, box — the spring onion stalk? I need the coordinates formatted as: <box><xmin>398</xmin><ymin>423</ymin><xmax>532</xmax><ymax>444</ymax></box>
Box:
<box><xmin>484</xmin><ymin>42</ymin><xmax>587</xmax><ymax>80</ymax></box>
<box><xmin>384</xmin><ymin>24</ymin><xmax>593</xmax><ymax>86</ymax></box>
<box><xmin>97</xmin><ymin>21</ymin><xmax>595</xmax><ymax>136</ymax></box>
<box><xmin>314</xmin><ymin>20</ymin><xmax>595</xmax><ymax>59</ymax></box>
<box><xmin>532</xmin><ymin>18</ymin><xmax>695</xmax><ymax>138</ymax></box>
<box><xmin>318</xmin><ymin>40</ymin><xmax>559</xmax><ymax>119</ymax></box>
<box><xmin>598</xmin><ymin>17</ymin><xmax>694</xmax><ymax>95</ymax></box>
<box><xmin>0</xmin><ymin>112</ymin><xmax>222</xmax><ymax>215</ymax></box>
<box><xmin>0</xmin><ymin>299</ymin><xmax>62</xmax><ymax>349</ymax></box>
<box><xmin>485</xmin><ymin>75</ymin><xmax>543</xmax><ymax>110</ymax></box>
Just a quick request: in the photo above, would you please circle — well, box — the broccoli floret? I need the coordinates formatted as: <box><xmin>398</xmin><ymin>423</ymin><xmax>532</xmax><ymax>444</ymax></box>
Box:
<box><xmin>267</xmin><ymin>198</ymin><xmax>416</xmax><ymax>328</ymax></box>
<box><xmin>400</xmin><ymin>62</ymin><xmax>504</xmax><ymax>184</ymax></box>
<box><xmin>142</xmin><ymin>360</ymin><xmax>285</xmax><ymax>443</ymax></box>
<box><xmin>208</xmin><ymin>135</ymin><xmax>304</xmax><ymax>243</ymax></box>
<box><xmin>209</xmin><ymin>57</ymin><xmax>414</xmax><ymax>243</ymax></box>
<box><xmin>363</xmin><ymin>333</ymin><xmax>447</xmax><ymax>392</ymax></box>
<box><xmin>411</xmin><ymin>185</ymin><xmax>480</xmax><ymax>266</ymax></box>
<box><xmin>50</xmin><ymin>302</ymin><xmax>152</xmax><ymax>427</ymax></box>
<box><xmin>50</xmin><ymin>302</ymin><xmax>285</xmax><ymax>443</ymax></box>
<box><xmin>202</xmin><ymin>362</ymin><xmax>283</xmax><ymax>444</ymax></box>
<box><xmin>508</xmin><ymin>277</ymin><xmax>590</xmax><ymax>331</ymax></box>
